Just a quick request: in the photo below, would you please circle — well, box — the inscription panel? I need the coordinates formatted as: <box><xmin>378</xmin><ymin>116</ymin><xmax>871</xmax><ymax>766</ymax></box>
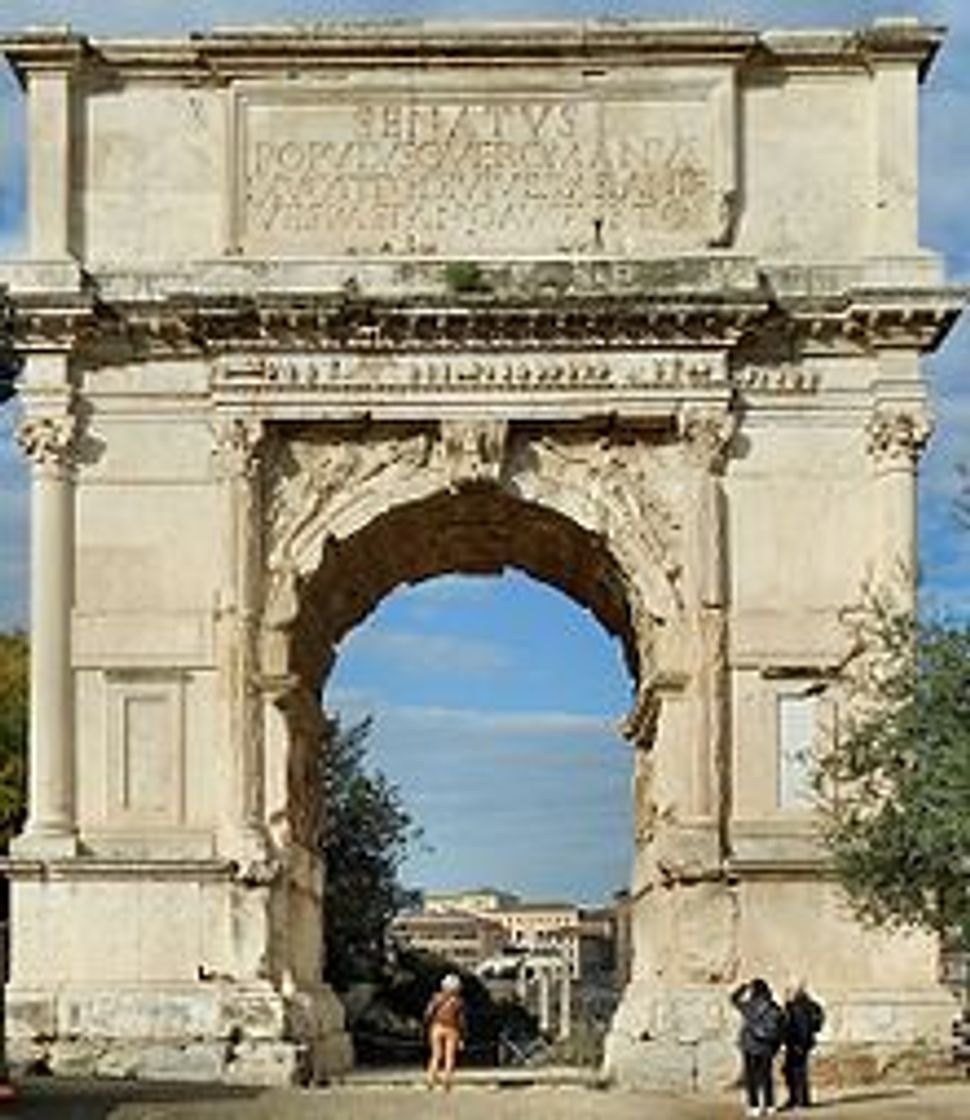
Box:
<box><xmin>234</xmin><ymin>72</ymin><xmax>734</xmax><ymax>256</ymax></box>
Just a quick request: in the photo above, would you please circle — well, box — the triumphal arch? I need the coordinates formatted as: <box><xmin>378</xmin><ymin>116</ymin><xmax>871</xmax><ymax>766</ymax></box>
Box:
<box><xmin>0</xmin><ymin>19</ymin><xmax>963</xmax><ymax>1088</ymax></box>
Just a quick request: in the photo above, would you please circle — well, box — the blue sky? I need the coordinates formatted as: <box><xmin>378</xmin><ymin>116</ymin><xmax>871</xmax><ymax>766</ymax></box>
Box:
<box><xmin>0</xmin><ymin>1</ymin><xmax>967</xmax><ymax>904</ymax></box>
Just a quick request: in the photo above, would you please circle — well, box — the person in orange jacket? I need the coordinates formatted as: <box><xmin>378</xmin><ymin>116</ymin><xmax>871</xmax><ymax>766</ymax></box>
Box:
<box><xmin>424</xmin><ymin>973</ymin><xmax>466</xmax><ymax>1091</ymax></box>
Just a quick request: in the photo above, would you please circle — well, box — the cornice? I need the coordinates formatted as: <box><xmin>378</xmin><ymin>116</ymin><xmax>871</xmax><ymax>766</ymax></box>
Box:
<box><xmin>756</xmin><ymin>20</ymin><xmax>943</xmax><ymax>81</ymax></box>
<box><xmin>4</xmin><ymin>291</ymin><xmax>765</xmax><ymax>360</ymax></box>
<box><xmin>0</xmin><ymin>18</ymin><xmax>944</xmax><ymax>85</ymax></box>
<box><xmin>0</xmin><ymin>855</ymin><xmax>236</xmax><ymax>881</ymax></box>
<box><xmin>0</xmin><ymin>29</ymin><xmax>91</xmax><ymax>88</ymax></box>
<box><xmin>2</xmin><ymin>280</ymin><xmax>963</xmax><ymax>362</ymax></box>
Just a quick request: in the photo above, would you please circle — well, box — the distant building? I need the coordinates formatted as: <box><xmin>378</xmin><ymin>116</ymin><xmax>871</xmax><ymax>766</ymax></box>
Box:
<box><xmin>424</xmin><ymin>887</ymin><xmax>521</xmax><ymax>914</ymax></box>
<box><xmin>396</xmin><ymin>888</ymin><xmax>620</xmax><ymax>983</ymax></box>
<box><xmin>389</xmin><ymin>909</ymin><xmax>508</xmax><ymax>970</ymax></box>
<box><xmin>494</xmin><ymin>901</ymin><xmax>582</xmax><ymax>975</ymax></box>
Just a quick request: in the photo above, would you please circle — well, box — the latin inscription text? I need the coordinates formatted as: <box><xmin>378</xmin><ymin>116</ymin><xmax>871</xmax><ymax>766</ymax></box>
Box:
<box><xmin>241</xmin><ymin>96</ymin><xmax>715</xmax><ymax>254</ymax></box>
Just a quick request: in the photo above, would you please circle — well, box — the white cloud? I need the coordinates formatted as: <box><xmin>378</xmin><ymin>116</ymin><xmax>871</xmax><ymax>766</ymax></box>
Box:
<box><xmin>391</xmin><ymin>702</ymin><xmax>617</xmax><ymax>741</ymax></box>
<box><xmin>340</xmin><ymin>627</ymin><xmax>512</xmax><ymax>677</ymax></box>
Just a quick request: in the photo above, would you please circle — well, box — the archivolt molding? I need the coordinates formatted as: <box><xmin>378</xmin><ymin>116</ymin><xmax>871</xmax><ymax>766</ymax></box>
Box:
<box><xmin>261</xmin><ymin>421</ymin><xmax>685</xmax><ymax>692</ymax></box>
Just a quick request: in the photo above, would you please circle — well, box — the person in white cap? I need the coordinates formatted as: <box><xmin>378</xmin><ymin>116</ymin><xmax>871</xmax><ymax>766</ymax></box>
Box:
<box><xmin>424</xmin><ymin>973</ymin><xmax>466</xmax><ymax>1091</ymax></box>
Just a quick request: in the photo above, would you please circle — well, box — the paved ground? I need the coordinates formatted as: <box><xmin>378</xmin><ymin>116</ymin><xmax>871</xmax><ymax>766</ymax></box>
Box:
<box><xmin>2</xmin><ymin>1078</ymin><xmax>970</xmax><ymax>1119</ymax></box>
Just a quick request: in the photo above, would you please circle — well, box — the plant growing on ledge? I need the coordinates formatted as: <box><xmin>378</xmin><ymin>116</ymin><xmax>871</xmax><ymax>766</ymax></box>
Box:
<box><xmin>443</xmin><ymin>260</ymin><xmax>489</xmax><ymax>295</ymax></box>
<box><xmin>813</xmin><ymin>603</ymin><xmax>970</xmax><ymax>947</ymax></box>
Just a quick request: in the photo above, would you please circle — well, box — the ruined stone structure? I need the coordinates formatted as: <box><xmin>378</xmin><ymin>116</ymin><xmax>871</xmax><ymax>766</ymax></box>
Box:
<box><xmin>0</xmin><ymin>20</ymin><xmax>963</xmax><ymax>1088</ymax></box>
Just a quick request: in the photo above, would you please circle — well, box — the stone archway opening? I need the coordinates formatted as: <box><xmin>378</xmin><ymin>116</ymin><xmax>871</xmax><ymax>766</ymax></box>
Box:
<box><xmin>321</xmin><ymin>566</ymin><xmax>637</xmax><ymax>1064</ymax></box>
<box><xmin>295</xmin><ymin>480</ymin><xmax>644</xmax><ymax>693</ymax></box>
<box><xmin>257</xmin><ymin>419</ymin><xmax>675</xmax><ymax>1076</ymax></box>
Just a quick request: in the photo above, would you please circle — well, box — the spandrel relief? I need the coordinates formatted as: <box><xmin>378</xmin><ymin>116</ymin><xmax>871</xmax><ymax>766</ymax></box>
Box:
<box><xmin>265</xmin><ymin>429</ymin><xmax>434</xmax><ymax>572</ymax></box>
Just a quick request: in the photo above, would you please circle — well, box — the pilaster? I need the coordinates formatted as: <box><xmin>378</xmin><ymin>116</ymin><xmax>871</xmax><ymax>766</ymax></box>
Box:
<box><xmin>677</xmin><ymin>407</ymin><xmax>735</xmax><ymax>829</ymax></box>
<box><xmin>23</xmin><ymin>42</ymin><xmax>83</xmax><ymax>261</ymax></box>
<box><xmin>212</xmin><ymin>416</ymin><xmax>269</xmax><ymax>865</ymax></box>
<box><xmin>871</xmin><ymin>60</ymin><xmax>918</xmax><ymax>254</ymax></box>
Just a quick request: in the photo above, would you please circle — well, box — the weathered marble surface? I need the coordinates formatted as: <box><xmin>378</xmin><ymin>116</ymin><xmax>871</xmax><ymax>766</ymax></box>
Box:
<box><xmin>0</xmin><ymin>18</ymin><xmax>963</xmax><ymax>1089</ymax></box>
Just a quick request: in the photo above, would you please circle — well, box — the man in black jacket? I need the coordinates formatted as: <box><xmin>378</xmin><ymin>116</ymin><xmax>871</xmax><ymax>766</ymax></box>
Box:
<box><xmin>781</xmin><ymin>980</ymin><xmax>825</xmax><ymax>1110</ymax></box>
<box><xmin>731</xmin><ymin>978</ymin><xmax>785</xmax><ymax>1117</ymax></box>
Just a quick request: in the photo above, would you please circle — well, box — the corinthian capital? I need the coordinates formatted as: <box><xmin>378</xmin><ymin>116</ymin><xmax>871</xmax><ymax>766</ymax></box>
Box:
<box><xmin>16</xmin><ymin>414</ymin><xmax>77</xmax><ymax>471</ymax></box>
<box><xmin>212</xmin><ymin>416</ymin><xmax>265</xmax><ymax>480</ymax></box>
<box><xmin>866</xmin><ymin>407</ymin><xmax>932</xmax><ymax>470</ymax></box>
<box><xmin>678</xmin><ymin>407</ymin><xmax>736</xmax><ymax>474</ymax></box>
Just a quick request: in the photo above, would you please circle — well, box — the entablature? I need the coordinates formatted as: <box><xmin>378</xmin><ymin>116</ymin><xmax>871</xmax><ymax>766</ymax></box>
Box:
<box><xmin>0</xmin><ymin>260</ymin><xmax>962</xmax><ymax>420</ymax></box>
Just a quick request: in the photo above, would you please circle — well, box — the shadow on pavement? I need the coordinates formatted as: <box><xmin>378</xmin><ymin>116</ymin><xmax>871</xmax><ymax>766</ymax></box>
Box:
<box><xmin>812</xmin><ymin>1087</ymin><xmax>915</xmax><ymax>1110</ymax></box>
<box><xmin>0</xmin><ymin>1077</ymin><xmax>262</xmax><ymax>1120</ymax></box>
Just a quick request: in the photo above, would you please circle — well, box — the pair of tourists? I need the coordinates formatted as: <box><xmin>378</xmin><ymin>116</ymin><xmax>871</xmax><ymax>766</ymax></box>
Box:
<box><xmin>731</xmin><ymin>977</ymin><xmax>825</xmax><ymax>1115</ymax></box>
<box><xmin>424</xmin><ymin>973</ymin><xmax>466</xmax><ymax>1091</ymax></box>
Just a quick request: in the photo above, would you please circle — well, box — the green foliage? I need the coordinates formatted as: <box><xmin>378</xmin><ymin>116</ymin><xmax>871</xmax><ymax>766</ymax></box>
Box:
<box><xmin>0</xmin><ymin>630</ymin><xmax>28</xmax><ymax>849</ymax></box>
<box><xmin>443</xmin><ymin>260</ymin><xmax>488</xmax><ymax>294</ymax></box>
<box><xmin>813</xmin><ymin>605</ymin><xmax>970</xmax><ymax>945</ymax></box>
<box><xmin>320</xmin><ymin>716</ymin><xmax>420</xmax><ymax>990</ymax></box>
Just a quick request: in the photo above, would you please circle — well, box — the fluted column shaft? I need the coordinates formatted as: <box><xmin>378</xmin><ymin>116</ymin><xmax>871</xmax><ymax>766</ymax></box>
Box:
<box><xmin>15</xmin><ymin>407</ymin><xmax>77</xmax><ymax>853</ymax></box>
<box><xmin>866</xmin><ymin>406</ymin><xmax>931</xmax><ymax>606</ymax></box>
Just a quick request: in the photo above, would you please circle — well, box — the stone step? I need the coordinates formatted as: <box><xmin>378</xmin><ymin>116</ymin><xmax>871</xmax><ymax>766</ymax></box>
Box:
<box><xmin>333</xmin><ymin>1064</ymin><xmax>608</xmax><ymax>1090</ymax></box>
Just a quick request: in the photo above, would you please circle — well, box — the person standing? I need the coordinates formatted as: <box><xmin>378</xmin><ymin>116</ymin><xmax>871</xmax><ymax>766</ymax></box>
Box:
<box><xmin>731</xmin><ymin>977</ymin><xmax>785</xmax><ymax>1117</ymax></box>
<box><xmin>424</xmin><ymin>973</ymin><xmax>466</xmax><ymax>1091</ymax></box>
<box><xmin>781</xmin><ymin>980</ymin><xmax>825</xmax><ymax>1110</ymax></box>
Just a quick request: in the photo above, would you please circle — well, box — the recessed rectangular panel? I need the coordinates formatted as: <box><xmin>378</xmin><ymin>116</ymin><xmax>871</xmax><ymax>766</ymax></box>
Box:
<box><xmin>777</xmin><ymin>693</ymin><xmax>817</xmax><ymax>810</ymax></box>
<box><xmin>106</xmin><ymin>675</ymin><xmax>185</xmax><ymax>826</ymax></box>
<box><xmin>121</xmin><ymin>695</ymin><xmax>172</xmax><ymax>814</ymax></box>
<box><xmin>233</xmin><ymin>72</ymin><xmax>735</xmax><ymax>256</ymax></box>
